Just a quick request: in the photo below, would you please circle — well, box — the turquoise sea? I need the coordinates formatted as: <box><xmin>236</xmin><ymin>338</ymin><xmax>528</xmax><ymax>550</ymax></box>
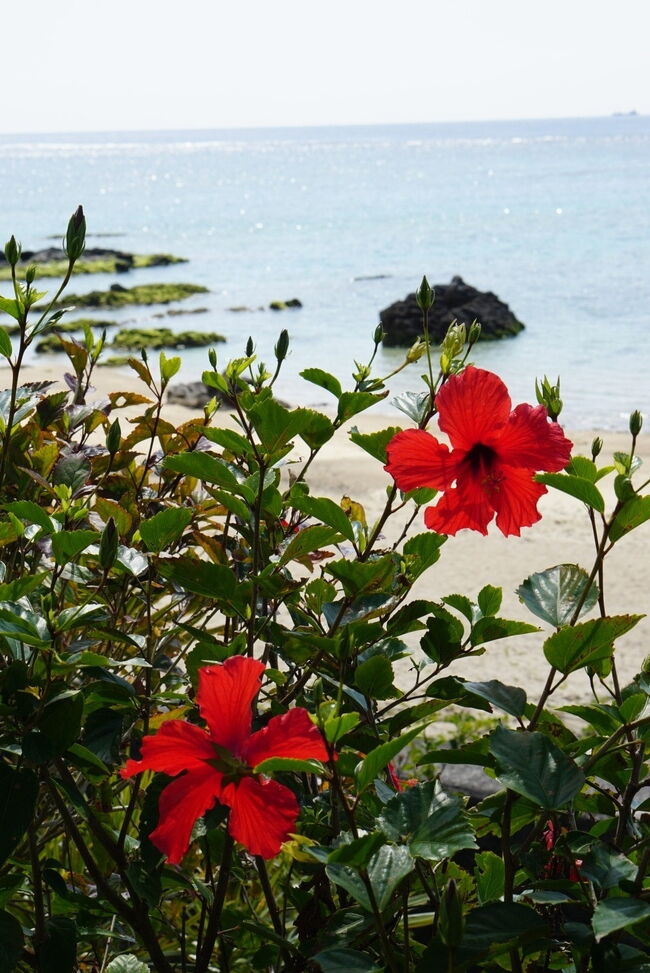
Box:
<box><xmin>0</xmin><ymin>115</ymin><xmax>648</xmax><ymax>430</ymax></box>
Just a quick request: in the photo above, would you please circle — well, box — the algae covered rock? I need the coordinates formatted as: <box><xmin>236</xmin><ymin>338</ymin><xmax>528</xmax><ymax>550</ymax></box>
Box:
<box><xmin>380</xmin><ymin>276</ymin><xmax>524</xmax><ymax>346</ymax></box>
<box><xmin>54</xmin><ymin>282</ymin><xmax>208</xmax><ymax>309</ymax></box>
<box><xmin>0</xmin><ymin>248</ymin><xmax>187</xmax><ymax>280</ymax></box>
<box><xmin>269</xmin><ymin>298</ymin><xmax>302</xmax><ymax>310</ymax></box>
<box><xmin>111</xmin><ymin>328</ymin><xmax>225</xmax><ymax>350</ymax></box>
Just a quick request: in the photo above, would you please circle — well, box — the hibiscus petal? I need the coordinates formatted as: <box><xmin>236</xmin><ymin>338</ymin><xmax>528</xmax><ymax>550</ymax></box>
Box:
<box><xmin>496</xmin><ymin>403</ymin><xmax>573</xmax><ymax>472</ymax></box>
<box><xmin>196</xmin><ymin>656</ymin><xmax>265</xmax><ymax>754</ymax></box>
<box><xmin>243</xmin><ymin>707</ymin><xmax>330</xmax><ymax>769</ymax></box>
<box><xmin>436</xmin><ymin>367</ymin><xmax>511</xmax><ymax>450</ymax></box>
<box><xmin>120</xmin><ymin>720</ymin><xmax>215</xmax><ymax>779</ymax></box>
<box><xmin>423</xmin><ymin>472</ymin><xmax>494</xmax><ymax>535</ymax></box>
<box><xmin>149</xmin><ymin>765</ymin><xmax>224</xmax><ymax>865</ymax></box>
<box><xmin>226</xmin><ymin>776</ymin><xmax>299</xmax><ymax>859</ymax></box>
<box><xmin>384</xmin><ymin>429</ymin><xmax>455</xmax><ymax>492</ymax></box>
<box><xmin>491</xmin><ymin>465</ymin><xmax>548</xmax><ymax>537</ymax></box>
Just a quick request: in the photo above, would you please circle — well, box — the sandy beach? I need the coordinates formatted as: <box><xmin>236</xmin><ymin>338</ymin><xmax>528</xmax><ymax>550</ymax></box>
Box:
<box><xmin>10</xmin><ymin>361</ymin><xmax>650</xmax><ymax>710</ymax></box>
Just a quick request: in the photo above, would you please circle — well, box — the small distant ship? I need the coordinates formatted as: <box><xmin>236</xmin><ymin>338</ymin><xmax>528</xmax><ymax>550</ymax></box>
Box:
<box><xmin>612</xmin><ymin>110</ymin><xmax>639</xmax><ymax>116</ymax></box>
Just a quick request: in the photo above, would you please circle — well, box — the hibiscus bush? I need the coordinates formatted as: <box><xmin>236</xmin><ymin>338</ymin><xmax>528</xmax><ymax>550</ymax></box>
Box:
<box><xmin>0</xmin><ymin>211</ymin><xmax>649</xmax><ymax>972</ymax></box>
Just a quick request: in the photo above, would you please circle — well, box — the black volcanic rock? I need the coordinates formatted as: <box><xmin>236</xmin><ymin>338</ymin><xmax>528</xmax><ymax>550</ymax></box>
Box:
<box><xmin>380</xmin><ymin>276</ymin><xmax>524</xmax><ymax>346</ymax></box>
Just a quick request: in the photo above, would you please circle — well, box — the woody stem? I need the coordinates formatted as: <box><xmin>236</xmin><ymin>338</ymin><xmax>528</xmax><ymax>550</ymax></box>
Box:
<box><xmin>195</xmin><ymin>831</ymin><xmax>234</xmax><ymax>973</ymax></box>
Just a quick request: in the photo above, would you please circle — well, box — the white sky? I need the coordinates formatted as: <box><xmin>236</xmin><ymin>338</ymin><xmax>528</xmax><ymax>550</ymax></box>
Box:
<box><xmin>4</xmin><ymin>0</ymin><xmax>648</xmax><ymax>133</ymax></box>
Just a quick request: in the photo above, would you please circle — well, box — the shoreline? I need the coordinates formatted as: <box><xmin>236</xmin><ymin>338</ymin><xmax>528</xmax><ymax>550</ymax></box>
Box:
<box><xmin>4</xmin><ymin>362</ymin><xmax>649</xmax><ymax>704</ymax></box>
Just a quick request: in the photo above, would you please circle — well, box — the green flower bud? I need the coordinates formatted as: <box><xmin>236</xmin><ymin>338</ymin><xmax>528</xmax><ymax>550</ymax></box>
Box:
<box><xmin>64</xmin><ymin>205</ymin><xmax>86</xmax><ymax>263</ymax></box>
<box><xmin>25</xmin><ymin>265</ymin><xmax>36</xmax><ymax>285</ymax></box>
<box><xmin>591</xmin><ymin>436</ymin><xmax>603</xmax><ymax>460</ymax></box>
<box><xmin>629</xmin><ymin>410</ymin><xmax>643</xmax><ymax>437</ymax></box>
<box><xmin>468</xmin><ymin>319</ymin><xmax>482</xmax><ymax>345</ymax></box>
<box><xmin>406</xmin><ymin>336</ymin><xmax>426</xmax><ymax>363</ymax></box>
<box><xmin>274</xmin><ymin>328</ymin><xmax>289</xmax><ymax>362</ymax></box>
<box><xmin>4</xmin><ymin>235</ymin><xmax>21</xmax><ymax>267</ymax></box>
<box><xmin>106</xmin><ymin>418</ymin><xmax>121</xmax><ymax>455</ymax></box>
<box><xmin>208</xmin><ymin>347</ymin><xmax>218</xmax><ymax>370</ymax></box>
<box><xmin>246</xmin><ymin>336</ymin><xmax>254</xmax><ymax>357</ymax></box>
<box><xmin>439</xmin><ymin>879</ymin><xmax>464</xmax><ymax>948</ymax></box>
<box><xmin>535</xmin><ymin>375</ymin><xmax>563</xmax><ymax>421</ymax></box>
<box><xmin>99</xmin><ymin>517</ymin><xmax>118</xmax><ymax>572</ymax></box>
<box><xmin>415</xmin><ymin>274</ymin><xmax>434</xmax><ymax>312</ymax></box>
<box><xmin>373</xmin><ymin>323</ymin><xmax>384</xmax><ymax>345</ymax></box>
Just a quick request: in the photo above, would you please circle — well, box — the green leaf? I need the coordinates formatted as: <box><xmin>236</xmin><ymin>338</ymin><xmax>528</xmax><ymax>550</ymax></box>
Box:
<box><xmin>517</xmin><ymin>563</ymin><xmax>599</xmax><ymax>627</ymax></box>
<box><xmin>536</xmin><ymin>472</ymin><xmax>605</xmax><ymax>512</ymax></box>
<box><xmin>463</xmin><ymin>680</ymin><xmax>527</xmax><ymax>718</ymax></box>
<box><xmin>157</xmin><ymin>557</ymin><xmax>237</xmax><ymax>601</ymax></box>
<box><xmin>36</xmin><ymin>691</ymin><xmax>83</xmax><ymax>759</ymax></box>
<box><xmin>337</xmin><ymin>390</ymin><xmax>388</xmax><ymax>422</ymax></box>
<box><xmin>477</xmin><ymin>584</ymin><xmax>502</xmax><ymax>617</ymax></box>
<box><xmin>392</xmin><ymin>390</ymin><xmax>429</xmax><ymax>424</ymax></box>
<box><xmin>476</xmin><ymin>851</ymin><xmax>505</xmax><ymax>904</ymax></box>
<box><xmin>0</xmin><ymin>764</ymin><xmax>38</xmax><ymax>865</ymax></box>
<box><xmin>0</xmin><ymin>572</ymin><xmax>48</xmax><ymax>602</ymax></box>
<box><xmin>420</xmin><ymin>608</ymin><xmax>465</xmax><ymax>665</ymax></box>
<box><xmin>37</xmin><ymin>916</ymin><xmax>77</xmax><ymax>972</ymax></box>
<box><xmin>163</xmin><ymin>452</ymin><xmax>240</xmax><ymax>491</ymax></box>
<box><xmin>278</xmin><ymin>524</ymin><xmax>342</xmax><ymax>566</ymax></box>
<box><xmin>0</xmin><ymin>910</ymin><xmax>24</xmax><ymax>972</ymax></box>
<box><xmin>313</xmin><ymin>948</ymin><xmax>382</xmax><ymax>973</ymax></box>
<box><xmin>52</xmin><ymin>453</ymin><xmax>90</xmax><ymax>494</ymax></box>
<box><xmin>379</xmin><ymin>780</ymin><xmax>477</xmax><ymax>861</ymax></box>
<box><xmin>592</xmin><ymin>897</ymin><xmax>650</xmax><ymax>943</ymax></box>
<box><xmin>51</xmin><ymin>529</ymin><xmax>97</xmax><ymax>564</ymax></box>
<box><xmin>252</xmin><ymin>756</ymin><xmax>325</xmax><ymax>776</ymax></box>
<box><xmin>4</xmin><ymin>501</ymin><xmax>53</xmax><ymax>533</ymax></box>
<box><xmin>323</xmin><ymin>711</ymin><xmax>360</xmax><ymax>744</ymax></box>
<box><xmin>299</xmin><ymin>367</ymin><xmax>342</xmax><ymax>399</ymax></box>
<box><xmin>417</xmin><ymin>743</ymin><xmax>492</xmax><ymax>769</ymax></box>
<box><xmin>566</xmin><ymin>455</ymin><xmax>598</xmax><ymax>481</ymax></box>
<box><xmin>609</xmin><ymin>495</ymin><xmax>650</xmax><ymax>543</ymax></box>
<box><xmin>0</xmin><ymin>295</ymin><xmax>21</xmax><ymax>321</ymax></box>
<box><xmin>489</xmin><ymin>725</ymin><xmax>583</xmax><ymax>809</ymax></box>
<box><xmin>288</xmin><ymin>492</ymin><xmax>356</xmax><ymax>542</ymax></box>
<box><xmin>460</xmin><ymin>901</ymin><xmax>547</xmax><ymax>955</ymax></box>
<box><xmin>355</xmin><ymin>656</ymin><xmax>396</xmax><ymax>700</ymax></box>
<box><xmin>579</xmin><ymin>844</ymin><xmax>636</xmax><ymax>890</ymax></box>
<box><xmin>543</xmin><ymin>614</ymin><xmax>643</xmax><ymax>674</ymax></box>
<box><xmin>327</xmin><ymin>831</ymin><xmax>385</xmax><ymax>867</ymax></box>
<box><xmin>139</xmin><ymin>507</ymin><xmax>192</xmax><ymax>553</ymax></box>
<box><xmin>355</xmin><ymin>723</ymin><xmax>426</xmax><ymax>792</ymax></box>
<box><xmin>470</xmin><ymin>616</ymin><xmax>538</xmax><ymax>646</ymax></box>
<box><xmin>106</xmin><ymin>954</ymin><xmax>150</xmax><ymax>973</ymax></box>
<box><xmin>326</xmin><ymin>555</ymin><xmax>396</xmax><ymax>598</ymax></box>
<box><xmin>0</xmin><ymin>605</ymin><xmax>51</xmax><ymax>647</ymax></box>
<box><xmin>327</xmin><ymin>844</ymin><xmax>414</xmax><ymax>912</ymax></box>
<box><xmin>201</xmin><ymin>426</ymin><xmax>255</xmax><ymax>457</ymax></box>
<box><xmin>349</xmin><ymin>425</ymin><xmax>402</xmax><ymax>463</ymax></box>
<box><xmin>247</xmin><ymin>399</ymin><xmax>313</xmax><ymax>452</ymax></box>
<box><xmin>402</xmin><ymin>531</ymin><xmax>446</xmax><ymax>579</ymax></box>
<box><xmin>56</xmin><ymin>603</ymin><xmax>107</xmax><ymax>632</ymax></box>
<box><xmin>159</xmin><ymin>350</ymin><xmax>181</xmax><ymax>385</ymax></box>
<box><xmin>294</xmin><ymin>408</ymin><xmax>335</xmax><ymax>448</ymax></box>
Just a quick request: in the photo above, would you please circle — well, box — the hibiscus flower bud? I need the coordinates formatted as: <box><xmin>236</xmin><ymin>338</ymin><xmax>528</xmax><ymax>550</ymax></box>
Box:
<box><xmin>468</xmin><ymin>320</ymin><xmax>482</xmax><ymax>345</ymax></box>
<box><xmin>535</xmin><ymin>375</ymin><xmax>563</xmax><ymax>421</ymax></box>
<box><xmin>246</xmin><ymin>336</ymin><xmax>254</xmax><ymax>357</ymax></box>
<box><xmin>4</xmin><ymin>235</ymin><xmax>21</xmax><ymax>267</ymax></box>
<box><xmin>415</xmin><ymin>274</ymin><xmax>434</xmax><ymax>312</ymax></box>
<box><xmin>64</xmin><ymin>205</ymin><xmax>86</xmax><ymax>263</ymax></box>
<box><xmin>373</xmin><ymin>323</ymin><xmax>384</xmax><ymax>345</ymax></box>
<box><xmin>208</xmin><ymin>347</ymin><xmax>218</xmax><ymax>369</ymax></box>
<box><xmin>406</xmin><ymin>336</ymin><xmax>426</xmax><ymax>363</ymax></box>
<box><xmin>439</xmin><ymin>879</ymin><xmax>464</xmax><ymax>948</ymax></box>
<box><xmin>25</xmin><ymin>265</ymin><xmax>37</xmax><ymax>285</ymax></box>
<box><xmin>629</xmin><ymin>410</ymin><xmax>643</xmax><ymax>437</ymax></box>
<box><xmin>274</xmin><ymin>328</ymin><xmax>289</xmax><ymax>363</ymax></box>
<box><xmin>591</xmin><ymin>436</ymin><xmax>603</xmax><ymax>460</ymax></box>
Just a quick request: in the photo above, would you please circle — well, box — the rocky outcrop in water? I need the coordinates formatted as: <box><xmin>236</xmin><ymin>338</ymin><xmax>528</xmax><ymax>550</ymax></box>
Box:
<box><xmin>380</xmin><ymin>276</ymin><xmax>524</xmax><ymax>346</ymax></box>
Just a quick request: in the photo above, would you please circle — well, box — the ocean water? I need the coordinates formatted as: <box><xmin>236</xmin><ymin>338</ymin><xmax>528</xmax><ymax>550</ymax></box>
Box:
<box><xmin>0</xmin><ymin>116</ymin><xmax>648</xmax><ymax>430</ymax></box>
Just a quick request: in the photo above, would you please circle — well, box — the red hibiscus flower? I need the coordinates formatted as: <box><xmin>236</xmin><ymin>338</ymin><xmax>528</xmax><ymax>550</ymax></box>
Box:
<box><xmin>384</xmin><ymin>366</ymin><xmax>572</xmax><ymax>537</ymax></box>
<box><xmin>121</xmin><ymin>657</ymin><xmax>329</xmax><ymax>864</ymax></box>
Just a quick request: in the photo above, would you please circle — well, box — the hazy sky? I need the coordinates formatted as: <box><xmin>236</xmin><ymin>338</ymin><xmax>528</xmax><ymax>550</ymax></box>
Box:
<box><xmin>4</xmin><ymin>0</ymin><xmax>648</xmax><ymax>133</ymax></box>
